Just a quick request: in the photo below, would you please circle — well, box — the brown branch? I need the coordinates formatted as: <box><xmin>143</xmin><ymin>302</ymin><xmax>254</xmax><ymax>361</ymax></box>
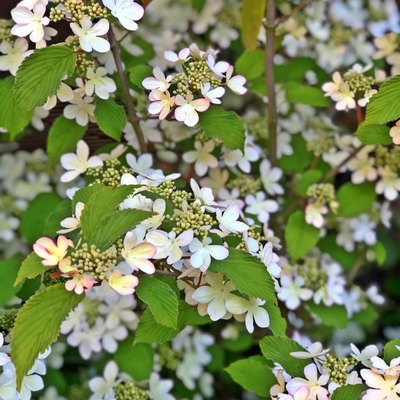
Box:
<box><xmin>107</xmin><ymin>26</ymin><xmax>147</xmax><ymax>153</ymax></box>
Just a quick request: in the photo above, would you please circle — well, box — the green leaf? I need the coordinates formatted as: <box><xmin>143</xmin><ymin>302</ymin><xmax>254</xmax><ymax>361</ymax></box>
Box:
<box><xmin>192</xmin><ymin>0</ymin><xmax>206</xmax><ymax>11</ymax></box>
<box><xmin>365</xmin><ymin>75</ymin><xmax>400</xmax><ymax>124</ymax></box>
<box><xmin>307</xmin><ymin>303</ymin><xmax>348</xmax><ymax>329</ymax></box>
<box><xmin>356</xmin><ymin>124</ymin><xmax>392</xmax><ymax>145</ymax></box>
<box><xmin>20</xmin><ymin>192</ymin><xmax>62</xmax><ymax>245</ymax></box>
<box><xmin>259</xmin><ymin>336</ymin><xmax>309</xmax><ymax>377</ymax></box>
<box><xmin>14</xmin><ymin>45</ymin><xmax>76</xmax><ymax>110</ymax></box>
<box><xmin>95</xmin><ymin>98</ymin><xmax>127</xmax><ymax>141</ymax></box>
<box><xmin>373</xmin><ymin>242</ymin><xmax>386</xmax><ymax>266</ymax></box>
<box><xmin>241</xmin><ymin>0</ymin><xmax>266</xmax><ymax>49</ymax></box>
<box><xmin>278</xmin><ymin>134</ymin><xmax>313</xmax><ymax>173</ymax></box>
<box><xmin>353</xmin><ymin>304</ymin><xmax>379</xmax><ymax>326</ymax></box>
<box><xmin>11</xmin><ymin>284</ymin><xmax>83</xmax><ymax>389</ymax></box>
<box><xmin>71</xmin><ymin>184</ymin><xmax>105</xmax><ymax>210</ymax></box>
<box><xmin>285</xmin><ymin>211</ymin><xmax>320</xmax><ymax>262</ymax></box>
<box><xmin>115</xmin><ymin>340</ymin><xmax>154</xmax><ymax>381</ymax></box>
<box><xmin>336</xmin><ymin>182</ymin><xmax>376</xmax><ymax>218</ymax></box>
<box><xmin>297</xmin><ymin>170</ymin><xmax>323</xmax><ymax>197</ymax></box>
<box><xmin>14</xmin><ymin>253</ymin><xmax>47</xmax><ymax>287</ymax></box>
<box><xmin>198</xmin><ymin>106</ymin><xmax>245</xmax><ymax>150</ymax></box>
<box><xmin>225</xmin><ymin>356</ymin><xmax>276</xmax><ymax>397</ymax></box>
<box><xmin>223</xmin><ymin>333</ymin><xmax>253</xmax><ymax>352</ymax></box>
<box><xmin>384</xmin><ymin>339</ymin><xmax>400</xmax><ymax>363</ymax></box>
<box><xmin>331</xmin><ymin>384</ymin><xmax>366</xmax><ymax>400</ymax></box>
<box><xmin>129</xmin><ymin>64</ymin><xmax>153</xmax><ymax>91</ymax></box>
<box><xmin>209</xmin><ymin>248</ymin><xmax>276</xmax><ymax>303</ymax></box>
<box><xmin>283</xmin><ymin>82</ymin><xmax>329</xmax><ymax>107</ymax></box>
<box><xmin>90</xmin><ymin>209</ymin><xmax>153</xmax><ymax>250</ymax></box>
<box><xmin>0</xmin><ymin>259</ymin><xmax>21</xmax><ymax>306</ymax></box>
<box><xmin>235</xmin><ymin>50</ymin><xmax>265</xmax><ymax>80</ymax></box>
<box><xmin>47</xmin><ymin>116</ymin><xmax>87</xmax><ymax>165</ymax></box>
<box><xmin>43</xmin><ymin>199</ymin><xmax>72</xmax><ymax>238</ymax></box>
<box><xmin>318</xmin><ymin>234</ymin><xmax>357</xmax><ymax>271</ymax></box>
<box><xmin>0</xmin><ymin>77</ymin><xmax>33</xmax><ymax>138</ymax></box>
<box><xmin>136</xmin><ymin>276</ymin><xmax>179</xmax><ymax>329</ymax></box>
<box><xmin>264</xmin><ymin>301</ymin><xmax>287</xmax><ymax>336</ymax></box>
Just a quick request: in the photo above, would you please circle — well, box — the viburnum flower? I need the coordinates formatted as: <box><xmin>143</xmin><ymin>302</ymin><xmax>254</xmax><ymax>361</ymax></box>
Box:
<box><xmin>33</xmin><ymin>236</ymin><xmax>73</xmax><ymax>268</ymax></box>
<box><xmin>350</xmin><ymin>344</ymin><xmax>379</xmax><ymax>367</ymax></box>
<box><xmin>201</xmin><ymin>83</ymin><xmax>225</xmax><ymax>104</ymax></box>
<box><xmin>70</xmin><ymin>16</ymin><xmax>110</xmax><ymax>53</ymax></box>
<box><xmin>164</xmin><ymin>48</ymin><xmax>190</xmax><ymax>64</ymax></box>
<box><xmin>103</xmin><ymin>0</ymin><xmax>144</xmax><ymax>31</ymax></box>
<box><xmin>148</xmin><ymin>373</ymin><xmax>175</xmax><ymax>400</ymax></box>
<box><xmin>376</xmin><ymin>166</ymin><xmax>400</xmax><ymax>201</ymax></box>
<box><xmin>121</xmin><ymin>231</ymin><xmax>156</xmax><ymax>274</ymax></box>
<box><xmin>370</xmin><ymin>356</ymin><xmax>400</xmax><ymax>376</ymax></box>
<box><xmin>11</xmin><ymin>2</ymin><xmax>49</xmax><ymax>43</ymax></box>
<box><xmin>277</xmin><ymin>276</ymin><xmax>313</xmax><ymax>310</ymax></box>
<box><xmin>0</xmin><ymin>334</ymin><xmax>10</xmax><ymax>367</ymax></box>
<box><xmin>60</xmin><ymin>140</ymin><xmax>103</xmax><ymax>182</ymax></box>
<box><xmin>245</xmin><ymin>192</ymin><xmax>279</xmax><ymax>223</ymax></box>
<box><xmin>89</xmin><ymin>361</ymin><xmax>120</xmax><ymax>400</ymax></box>
<box><xmin>148</xmin><ymin>90</ymin><xmax>175</xmax><ymax>120</ymax></box>
<box><xmin>0</xmin><ymin>38</ymin><xmax>32</xmax><ymax>76</ymax></box>
<box><xmin>390</xmin><ymin>120</ymin><xmax>400</xmax><ymax>145</ymax></box>
<box><xmin>305</xmin><ymin>202</ymin><xmax>328</xmax><ymax>228</ymax></box>
<box><xmin>85</xmin><ymin>67</ymin><xmax>116</xmax><ymax>100</ymax></box>
<box><xmin>108</xmin><ymin>269</ymin><xmax>139</xmax><ymax>295</ymax></box>
<box><xmin>142</xmin><ymin>67</ymin><xmax>172</xmax><ymax>92</ymax></box>
<box><xmin>58</xmin><ymin>202</ymin><xmax>84</xmax><ymax>234</ymax></box>
<box><xmin>174</xmin><ymin>94</ymin><xmax>210</xmax><ymax>127</ymax></box>
<box><xmin>260</xmin><ymin>159</ymin><xmax>284</xmax><ymax>195</ymax></box>
<box><xmin>206</xmin><ymin>54</ymin><xmax>229</xmax><ymax>77</ymax></box>
<box><xmin>361</xmin><ymin>369</ymin><xmax>400</xmax><ymax>400</ymax></box>
<box><xmin>189</xmin><ymin>236</ymin><xmax>229</xmax><ymax>271</ymax></box>
<box><xmin>322</xmin><ymin>72</ymin><xmax>356</xmax><ymax>111</ymax></box>
<box><xmin>183</xmin><ymin>141</ymin><xmax>218</xmax><ymax>176</ymax></box>
<box><xmin>65</xmin><ymin>273</ymin><xmax>95</xmax><ymax>295</ymax></box>
<box><xmin>348</xmin><ymin>150</ymin><xmax>378</xmax><ymax>184</ymax></box>
<box><xmin>63</xmin><ymin>94</ymin><xmax>96</xmax><ymax>126</ymax></box>
<box><xmin>291</xmin><ymin>342</ymin><xmax>329</xmax><ymax>360</ymax></box>
<box><xmin>225</xmin><ymin>66</ymin><xmax>247</xmax><ymax>95</ymax></box>
<box><xmin>190</xmin><ymin>179</ymin><xmax>217</xmax><ymax>212</ymax></box>
<box><xmin>216</xmin><ymin>205</ymin><xmax>248</xmax><ymax>233</ymax></box>
<box><xmin>259</xmin><ymin>242</ymin><xmax>281</xmax><ymax>278</ymax></box>
<box><xmin>43</xmin><ymin>81</ymin><xmax>74</xmax><ymax>110</ymax></box>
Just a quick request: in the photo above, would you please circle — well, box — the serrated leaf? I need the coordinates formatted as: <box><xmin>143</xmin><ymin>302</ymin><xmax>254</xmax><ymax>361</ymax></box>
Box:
<box><xmin>225</xmin><ymin>356</ymin><xmax>276</xmax><ymax>397</ymax></box>
<box><xmin>136</xmin><ymin>276</ymin><xmax>179</xmax><ymax>329</ymax></box>
<box><xmin>0</xmin><ymin>259</ymin><xmax>21</xmax><ymax>306</ymax></box>
<box><xmin>198</xmin><ymin>106</ymin><xmax>245</xmax><ymax>150</ymax></box>
<box><xmin>129</xmin><ymin>64</ymin><xmax>153</xmax><ymax>91</ymax></box>
<box><xmin>0</xmin><ymin>77</ymin><xmax>33</xmax><ymax>138</ymax></box>
<box><xmin>307</xmin><ymin>303</ymin><xmax>348</xmax><ymax>328</ymax></box>
<box><xmin>285</xmin><ymin>211</ymin><xmax>320</xmax><ymax>261</ymax></box>
<box><xmin>365</xmin><ymin>75</ymin><xmax>400</xmax><ymax>124</ymax></box>
<box><xmin>71</xmin><ymin>184</ymin><xmax>105</xmax><ymax>210</ymax></box>
<box><xmin>11</xmin><ymin>284</ymin><xmax>83</xmax><ymax>389</ymax></box>
<box><xmin>259</xmin><ymin>336</ymin><xmax>309</xmax><ymax>377</ymax></box>
<box><xmin>331</xmin><ymin>384</ymin><xmax>366</xmax><ymax>400</ymax></box>
<box><xmin>356</xmin><ymin>124</ymin><xmax>392</xmax><ymax>145</ymax></box>
<box><xmin>241</xmin><ymin>0</ymin><xmax>266</xmax><ymax>49</ymax></box>
<box><xmin>336</xmin><ymin>182</ymin><xmax>376</xmax><ymax>218</ymax></box>
<box><xmin>47</xmin><ymin>116</ymin><xmax>87</xmax><ymax>165</ymax></box>
<box><xmin>95</xmin><ymin>98</ymin><xmax>126</xmax><ymax>141</ymax></box>
<box><xmin>209</xmin><ymin>248</ymin><xmax>276</xmax><ymax>303</ymax></box>
<box><xmin>14</xmin><ymin>253</ymin><xmax>47</xmax><ymax>287</ymax></box>
<box><xmin>14</xmin><ymin>45</ymin><xmax>76</xmax><ymax>110</ymax></box>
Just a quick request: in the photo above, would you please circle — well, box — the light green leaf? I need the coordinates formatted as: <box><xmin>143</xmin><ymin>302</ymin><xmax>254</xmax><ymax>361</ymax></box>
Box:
<box><xmin>284</xmin><ymin>82</ymin><xmax>329</xmax><ymax>107</ymax></box>
<box><xmin>365</xmin><ymin>75</ymin><xmax>400</xmax><ymax>124</ymax></box>
<box><xmin>11</xmin><ymin>284</ymin><xmax>83</xmax><ymax>389</ymax></box>
<box><xmin>275</xmin><ymin>57</ymin><xmax>329</xmax><ymax>84</ymax></box>
<box><xmin>353</xmin><ymin>305</ymin><xmax>379</xmax><ymax>326</ymax></box>
<box><xmin>331</xmin><ymin>384</ymin><xmax>366</xmax><ymax>400</ymax></box>
<box><xmin>241</xmin><ymin>0</ymin><xmax>266</xmax><ymax>49</ymax></box>
<box><xmin>136</xmin><ymin>275</ymin><xmax>179</xmax><ymax>329</ymax></box>
<box><xmin>384</xmin><ymin>339</ymin><xmax>400</xmax><ymax>363</ymax></box>
<box><xmin>209</xmin><ymin>248</ymin><xmax>276</xmax><ymax>303</ymax></box>
<box><xmin>47</xmin><ymin>116</ymin><xmax>87</xmax><ymax>165</ymax></box>
<box><xmin>373</xmin><ymin>242</ymin><xmax>386</xmax><ymax>266</ymax></box>
<box><xmin>0</xmin><ymin>77</ymin><xmax>33</xmax><ymax>138</ymax></box>
<box><xmin>0</xmin><ymin>259</ymin><xmax>21</xmax><ymax>306</ymax></box>
<box><xmin>129</xmin><ymin>64</ymin><xmax>153</xmax><ymax>91</ymax></box>
<box><xmin>115</xmin><ymin>340</ymin><xmax>154</xmax><ymax>381</ymax></box>
<box><xmin>14</xmin><ymin>45</ymin><xmax>76</xmax><ymax>110</ymax></box>
<box><xmin>356</xmin><ymin>124</ymin><xmax>392</xmax><ymax>145</ymax></box>
<box><xmin>260</xmin><ymin>336</ymin><xmax>309</xmax><ymax>377</ymax></box>
<box><xmin>297</xmin><ymin>170</ymin><xmax>323</xmax><ymax>197</ymax></box>
<box><xmin>95</xmin><ymin>98</ymin><xmax>126</xmax><ymax>141</ymax></box>
<box><xmin>307</xmin><ymin>303</ymin><xmax>348</xmax><ymax>329</ymax></box>
<box><xmin>336</xmin><ymin>182</ymin><xmax>376</xmax><ymax>218</ymax></box>
<box><xmin>225</xmin><ymin>356</ymin><xmax>276</xmax><ymax>397</ymax></box>
<box><xmin>278</xmin><ymin>134</ymin><xmax>313</xmax><ymax>173</ymax></box>
<box><xmin>318</xmin><ymin>234</ymin><xmax>357</xmax><ymax>271</ymax></box>
<box><xmin>14</xmin><ymin>253</ymin><xmax>47</xmax><ymax>287</ymax></box>
<box><xmin>264</xmin><ymin>302</ymin><xmax>287</xmax><ymax>336</ymax></box>
<box><xmin>198</xmin><ymin>106</ymin><xmax>245</xmax><ymax>150</ymax></box>
<box><xmin>235</xmin><ymin>50</ymin><xmax>265</xmax><ymax>80</ymax></box>
<box><xmin>285</xmin><ymin>211</ymin><xmax>320</xmax><ymax>261</ymax></box>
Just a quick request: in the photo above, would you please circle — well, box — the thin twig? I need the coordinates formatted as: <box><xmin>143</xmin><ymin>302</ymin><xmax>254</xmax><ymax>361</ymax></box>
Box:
<box><xmin>108</xmin><ymin>26</ymin><xmax>147</xmax><ymax>153</ymax></box>
<box><xmin>265</xmin><ymin>0</ymin><xmax>278</xmax><ymax>166</ymax></box>
<box><xmin>275</xmin><ymin>0</ymin><xmax>313</xmax><ymax>27</ymax></box>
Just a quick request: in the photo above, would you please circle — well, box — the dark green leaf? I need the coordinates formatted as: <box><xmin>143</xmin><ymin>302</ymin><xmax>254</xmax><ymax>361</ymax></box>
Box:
<box><xmin>336</xmin><ymin>182</ymin><xmax>376</xmax><ymax>218</ymax></box>
<box><xmin>0</xmin><ymin>259</ymin><xmax>21</xmax><ymax>305</ymax></box>
<box><xmin>284</xmin><ymin>82</ymin><xmax>329</xmax><ymax>107</ymax></box>
<box><xmin>307</xmin><ymin>303</ymin><xmax>348</xmax><ymax>329</ymax></box>
<box><xmin>384</xmin><ymin>339</ymin><xmax>400</xmax><ymax>363</ymax></box>
<box><xmin>356</xmin><ymin>124</ymin><xmax>392</xmax><ymax>145</ymax></box>
<box><xmin>129</xmin><ymin>64</ymin><xmax>153</xmax><ymax>91</ymax></box>
<box><xmin>297</xmin><ymin>170</ymin><xmax>323</xmax><ymax>197</ymax></box>
<box><xmin>95</xmin><ymin>98</ymin><xmax>126</xmax><ymax>141</ymax></box>
<box><xmin>235</xmin><ymin>50</ymin><xmax>265</xmax><ymax>80</ymax></box>
<box><xmin>278</xmin><ymin>134</ymin><xmax>313</xmax><ymax>173</ymax></box>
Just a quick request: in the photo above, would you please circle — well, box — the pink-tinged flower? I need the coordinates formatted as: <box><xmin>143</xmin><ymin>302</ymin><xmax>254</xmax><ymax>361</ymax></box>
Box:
<box><xmin>206</xmin><ymin>54</ymin><xmax>230</xmax><ymax>77</ymax></box>
<box><xmin>294</xmin><ymin>386</ymin><xmax>311</xmax><ymax>400</ymax></box>
<box><xmin>174</xmin><ymin>94</ymin><xmax>210</xmax><ymax>127</ymax></box>
<box><xmin>121</xmin><ymin>232</ymin><xmax>156</xmax><ymax>274</ymax></box>
<box><xmin>11</xmin><ymin>2</ymin><xmax>49</xmax><ymax>43</ymax></box>
<box><xmin>142</xmin><ymin>67</ymin><xmax>172</xmax><ymax>92</ymax></box>
<box><xmin>65</xmin><ymin>273</ymin><xmax>94</xmax><ymax>295</ymax></box>
<box><xmin>33</xmin><ymin>236</ymin><xmax>73</xmax><ymax>267</ymax></box>
<box><xmin>361</xmin><ymin>369</ymin><xmax>400</xmax><ymax>400</ymax></box>
<box><xmin>164</xmin><ymin>48</ymin><xmax>190</xmax><ymax>64</ymax></box>
<box><xmin>148</xmin><ymin>90</ymin><xmax>175</xmax><ymax>120</ymax></box>
<box><xmin>108</xmin><ymin>270</ymin><xmax>139</xmax><ymax>295</ymax></box>
<box><xmin>390</xmin><ymin>120</ymin><xmax>400</xmax><ymax>145</ymax></box>
<box><xmin>225</xmin><ymin>66</ymin><xmax>247</xmax><ymax>95</ymax></box>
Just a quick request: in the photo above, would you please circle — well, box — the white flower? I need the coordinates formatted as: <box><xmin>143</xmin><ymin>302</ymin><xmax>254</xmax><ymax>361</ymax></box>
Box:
<box><xmin>260</xmin><ymin>159</ymin><xmax>284</xmax><ymax>195</ymax></box>
<box><xmin>201</xmin><ymin>83</ymin><xmax>225</xmax><ymax>104</ymax></box>
<box><xmin>349</xmin><ymin>214</ymin><xmax>376</xmax><ymax>245</ymax></box>
<box><xmin>0</xmin><ymin>334</ymin><xmax>10</xmax><ymax>367</ymax></box>
<box><xmin>322</xmin><ymin>72</ymin><xmax>355</xmax><ymax>111</ymax></box>
<box><xmin>89</xmin><ymin>361</ymin><xmax>119</xmax><ymax>400</ymax></box>
<box><xmin>85</xmin><ymin>67</ymin><xmax>116</xmax><ymax>99</ymax></box>
<box><xmin>390</xmin><ymin>120</ymin><xmax>400</xmax><ymax>145</ymax></box>
<box><xmin>216</xmin><ymin>205</ymin><xmax>248</xmax><ymax>233</ymax></box>
<box><xmin>147</xmin><ymin>229</ymin><xmax>194</xmax><ymax>265</ymax></box>
<box><xmin>148</xmin><ymin>373</ymin><xmax>174</xmax><ymax>400</ymax></box>
<box><xmin>64</xmin><ymin>94</ymin><xmax>96</xmax><ymax>126</ymax></box>
<box><xmin>305</xmin><ymin>203</ymin><xmax>328</xmax><ymax>228</ymax></box>
<box><xmin>259</xmin><ymin>242</ymin><xmax>281</xmax><ymax>277</ymax></box>
<box><xmin>225</xmin><ymin>66</ymin><xmax>247</xmax><ymax>95</ymax></box>
<box><xmin>358</xmin><ymin>88</ymin><xmax>377</xmax><ymax>107</ymax></box>
<box><xmin>245</xmin><ymin>192</ymin><xmax>279</xmax><ymax>223</ymax></box>
<box><xmin>190</xmin><ymin>179</ymin><xmax>217</xmax><ymax>212</ymax></box>
<box><xmin>70</xmin><ymin>16</ymin><xmax>110</xmax><ymax>53</ymax></box>
<box><xmin>361</xmin><ymin>368</ymin><xmax>400</xmax><ymax>400</ymax></box>
<box><xmin>366</xmin><ymin>285</ymin><xmax>385</xmax><ymax>305</ymax></box>
<box><xmin>103</xmin><ymin>0</ymin><xmax>144</xmax><ymax>31</ymax></box>
<box><xmin>164</xmin><ymin>48</ymin><xmax>190</xmax><ymax>64</ymax></box>
<box><xmin>370</xmin><ymin>356</ymin><xmax>400</xmax><ymax>376</ymax></box>
<box><xmin>148</xmin><ymin>90</ymin><xmax>175</xmax><ymax>120</ymax></box>
<box><xmin>206</xmin><ymin>54</ymin><xmax>229</xmax><ymax>77</ymax></box>
<box><xmin>11</xmin><ymin>2</ymin><xmax>49</xmax><ymax>43</ymax></box>
<box><xmin>192</xmin><ymin>272</ymin><xmax>235</xmax><ymax>321</ymax></box>
<box><xmin>0</xmin><ymin>38</ymin><xmax>31</xmax><ymax>75</ymax></box>
<box><xmin>58</xmin><ymin>201</ymin><xmax>84</xmax><ymax>234</ymax></box>
<box><xmin>226</xmin><ymin>296</ymin><xmax>270</xmax><ymax>333</ymax></box>
<box><xmin>277</xmin><ymin>276</ymin><xmax>313</xmax><ymax>310</ymax></box>
<box><xmin>143</xmin><ymin>67</ymin><xmax>172</xmax><ymax>92</ymax></box>
<box><xmin>348</xmin><ymin>149</ymin><xmax>377</xmax><ymax>184</ymax></box>
<box><xmin>189</xmin><ymin>236</ymin><xmax>229</xmax><ymax>271</ymax></box>
<box><xmin>174</xmin><ymin>94</ymin><xmax>210</xmax><ymax>127</ymax></box>
<box><xmin>291</xmin><ymin>342</ymin><xmax>329</xmax><ymax>359</ymax></box>
<box><xmin>60</xmin><ymin>140</ymin><xmax>103</xmax><ymax>182</ymax></box>
<box><xmin>183</xmin><ymin>141</ymin><xmax>218</xmax><ymax>176</ymax></box>
<box><xmin>44</xmin><ymin>81</ymin><xmax>74</xmax><ymax>110</ymax></box>
<box><xmin>376</xmin><ymin>166</ymin><xmax>400</xmax><ymax>201</ymax></box>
